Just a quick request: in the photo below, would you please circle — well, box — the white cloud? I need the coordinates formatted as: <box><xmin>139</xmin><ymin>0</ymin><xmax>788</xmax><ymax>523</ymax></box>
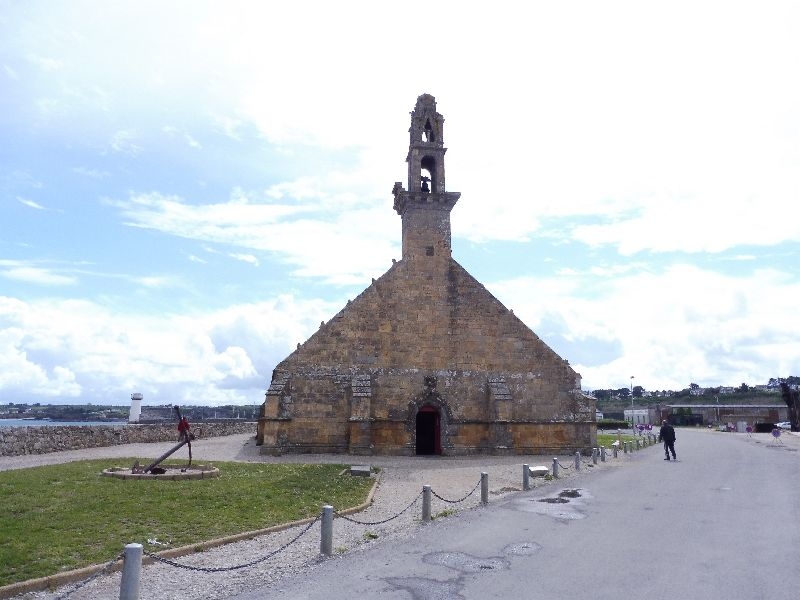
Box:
<box><xmin>72</xmin><ymin>166</ymin><xmax>110</xmax><ymax>179</ymax></box>
<box><xmin>16</xmin><ymin>197</ymin><xmax>45</xmax><ymax>210</ymax></box>
<box><xmin>0</xmin><ymin>294</ymin><xmax>336</xmax><ymax>405</ymax></box>
<box><xmin>162</xmin><ymin>125</ymin><xmax>202</xmax><ymax>149</ymax></box>
<box><xmin>110</xmin><ymin>130</ymin><xmax>143</xmax><ymax>156</ymax></box>
<box><xmin>488</xmin><ymin>264</ymin><xmax>800</xmax><ymax>392</ymax></box>
<box><xmin>112</xmin><ymin>184</ymin><xmax>398</xmax><ymax>284</ymax></box>
<box><xmin>228</xmin><ymin>253</ymin><xmax>259</xmax><ymax>266</ymax></box>
<box><xmin>27</xmin><ymin>54</ymin><xmax>63</xmax><ymax>72</ymax></box>
<box><xmin>0</xmin><ymin>265</ymin><xmax>76</xmax><ymax>286</ymax></box>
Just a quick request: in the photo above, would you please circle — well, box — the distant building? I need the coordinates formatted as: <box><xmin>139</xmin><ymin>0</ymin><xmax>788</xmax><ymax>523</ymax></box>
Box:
<box><xmin>624</xmin><ymin>409</ymin><xmax>651</xmax><ymax>426</ymax></box>
<box><xmin>661</xmin><ymin>404</ymin><xmax>787</xmax><ymax>426</ymax></box>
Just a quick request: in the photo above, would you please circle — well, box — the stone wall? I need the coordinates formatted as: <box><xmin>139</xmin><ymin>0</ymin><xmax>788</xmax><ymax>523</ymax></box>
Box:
<box><xmin>0</xmin><ymin>422</ymin><xmax>256</xmax><ymax>457</ymax></box>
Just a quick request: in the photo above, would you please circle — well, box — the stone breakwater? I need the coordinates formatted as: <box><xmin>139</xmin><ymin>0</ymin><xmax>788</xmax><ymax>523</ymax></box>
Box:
<box><xmin>0</xmin><ymin>422</ymin><xmax>256</xmax><ymax>457</ymax></box>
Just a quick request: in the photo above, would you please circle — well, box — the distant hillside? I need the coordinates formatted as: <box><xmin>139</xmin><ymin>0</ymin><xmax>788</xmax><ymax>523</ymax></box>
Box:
<box><xmin>598</xmin><ymin>393</ymin><xmax>782</xmax><ymax>412</ymax></box>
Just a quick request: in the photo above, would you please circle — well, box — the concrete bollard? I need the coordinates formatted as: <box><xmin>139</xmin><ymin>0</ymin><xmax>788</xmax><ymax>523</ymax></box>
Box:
<box><xmin>422</xmin><ymin>485</ymin><xmax>432</xmax><ymax>523</ymax></box>
<box><xmin>592</xmin><ymin>448</ymin><xmax>598</xmax><ymax>465</ymax></box>
<box><xmin>600</xmin><ymin>446</ymin><xmax>606</xmax><ymax>462</ymax></box>
<box><xmin>636</xmin><ymin>438</ymin><xmax>641</xmax><ymax>450</ymax></box>
<box><xmin>119</xmin><ymin>543</ymin><xmax>142</xmax><ymax>600</ymax></box>
<box><xmin>481</xmin><ymin>472</ymin><xmax>489</xmax><ymax>505</ymax></box>
<box><xmin>522</xmin><ymin>464</ymin><xmax>530</xmax><ymax>491</ymax></box>
<box><xmin>320</xmin><ymin>505</ymin><xmax>333</xmax><ymax>557</ymax></box>
<box><xmin>552</xmin><ymin>457</ymin><xmax>559</xmax><ymax>478</ymax></box>
<box><xmin>575</xmin><ymin>451</ymin><xmax>581</xmax><ymax>471</ymax></box>
<box><xmin>613</xmin><ymin>445</ymin><xmax>618</xmax><ymax>458</ymax></box>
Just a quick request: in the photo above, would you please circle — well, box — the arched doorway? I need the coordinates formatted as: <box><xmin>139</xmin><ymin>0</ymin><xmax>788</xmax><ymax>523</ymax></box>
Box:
<box><xmin>416</xmin><ymin>405</ymin><xmax>441</xmax><ymax>455</ymax></box>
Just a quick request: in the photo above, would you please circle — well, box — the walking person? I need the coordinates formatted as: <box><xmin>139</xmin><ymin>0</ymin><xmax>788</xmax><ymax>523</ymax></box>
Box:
<box><xmin>658</xmin><ymin>420</ymin><xmax>677</xmax><ymax>461</ymax></box>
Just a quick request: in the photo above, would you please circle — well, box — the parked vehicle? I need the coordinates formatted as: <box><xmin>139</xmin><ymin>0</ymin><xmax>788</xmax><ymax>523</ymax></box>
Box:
<box><xmin>776</xmin><ymin>421</ymin><xmax>791</xmax><ymax>430</ymax></box>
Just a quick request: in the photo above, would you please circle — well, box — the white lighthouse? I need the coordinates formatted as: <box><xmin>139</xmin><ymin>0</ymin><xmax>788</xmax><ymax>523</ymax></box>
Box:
<box><xmin>129</xmin><ymin>393</ymin><xmax>143</xmax><ymax>423</ymax></box>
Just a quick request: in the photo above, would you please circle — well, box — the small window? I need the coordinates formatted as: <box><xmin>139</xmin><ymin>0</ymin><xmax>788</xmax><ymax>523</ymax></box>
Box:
<box><xmin>423</xmin><ymin>119</ymin><xmax>434</xmax><ymax>142</ymax></box>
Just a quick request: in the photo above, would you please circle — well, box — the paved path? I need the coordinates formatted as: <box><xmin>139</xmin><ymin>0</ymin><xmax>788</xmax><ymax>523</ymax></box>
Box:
<box><xmin>230</xmin><ymin>428</ymin><xmax>800</xmax><ymax>600</ymax></box>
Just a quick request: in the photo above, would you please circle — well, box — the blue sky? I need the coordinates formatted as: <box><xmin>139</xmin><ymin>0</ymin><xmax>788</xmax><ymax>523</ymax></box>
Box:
<box><xmin>1</xmin><ymin>1</ymin><xmax>799</xmax><ymax>407</ymax></box>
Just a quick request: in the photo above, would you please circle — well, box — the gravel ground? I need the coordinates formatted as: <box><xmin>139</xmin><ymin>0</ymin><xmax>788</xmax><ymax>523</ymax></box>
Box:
<box><xmin>3</xmin><ymin>433</ymin><xmax>636</xmax><ymax>600</ymax></box>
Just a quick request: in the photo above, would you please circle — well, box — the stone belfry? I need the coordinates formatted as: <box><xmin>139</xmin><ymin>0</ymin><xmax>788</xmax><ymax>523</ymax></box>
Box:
<box><xmin>392</xmin><ymin>94</ymin><xmax>461</xmax><ymax>266</ymax></box>
<box><xmin>256</xmin><ymin>93</ymin><xmax>595</xmax><ymax>456</ymax></box>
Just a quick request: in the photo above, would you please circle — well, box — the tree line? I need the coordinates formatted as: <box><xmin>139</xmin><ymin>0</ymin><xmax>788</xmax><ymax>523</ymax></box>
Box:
<box><xmin>592</xmin><ymin>376</ymin><xmax>800</xmax><ymax>403</ymax></box>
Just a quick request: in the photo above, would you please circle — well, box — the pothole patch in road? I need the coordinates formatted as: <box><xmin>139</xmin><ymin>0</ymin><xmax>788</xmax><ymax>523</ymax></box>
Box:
<box><xmin>558</xmin><ymin>489</ymin><xmax>582</xmax><ymax>499</ymax></box>
<box><xmin>538</xmin><ymin>497</ymin><xmax>569</xmax><ymax>504</ymax></box>
<box><xmin>537</xmin><ymin>489</ymin><xmax>582</xmax><ymax>503</ymax></box>
<box><xmin>385</xmin><ymin>576</ymin><xmax>463</xmax><ymax>600</ymax></box>
<box><xmin>503</xmin><ymin>541</ymin><xmax>543</xmax><ymax>556</ymax></box>
<box><xmin>423</xmin><ymin>551</ymin><xmax>510</xmax><ymax>573</ymax></box>
<box><xmin>512</xmin><ymin>488</ymin><xmax>591</xmax><ymax>520</ymax></box>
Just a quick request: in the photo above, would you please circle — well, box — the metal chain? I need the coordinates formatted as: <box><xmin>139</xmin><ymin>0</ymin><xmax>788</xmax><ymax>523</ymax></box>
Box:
<box><xmin>143</xmin><ymin>515</ymin><xmax>319</xmax><ymax>573</ymax></box>
<box><xmin>54</xmin><ymin>552</ymin><xmax>124</xmax><ymax>600</ymax></box>
<box><xmin>556</xmin><ymin>459</ymin><xmax>573</xmax><ymax>470</ymax></box>
<box><xmin>430</xmin><ymin>477</ymin><xmax>482</xmax><ymax>504</ymax></box>
<box><xmin>333</xmin><ymin>492</ymin><xmax>422</xmax><ymax>525</ymax></box>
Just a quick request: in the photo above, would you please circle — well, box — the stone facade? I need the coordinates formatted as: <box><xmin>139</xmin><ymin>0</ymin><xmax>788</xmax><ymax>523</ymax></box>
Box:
<box><xmin>257</xmin><ymin>94</ymin><xmax>595</xmax><ymax>456</ymax></box>
<box><xmin>0</xmin><ymin>422</ymin><xmax>256</xmax><ymax>457</ymax></box>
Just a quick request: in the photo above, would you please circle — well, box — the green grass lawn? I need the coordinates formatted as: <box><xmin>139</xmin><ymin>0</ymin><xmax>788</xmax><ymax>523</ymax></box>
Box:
<box><xmin>0</xmin><ymin>459</ymin><xmax>374</xmax><ymax>587</ymax></box>
<box><xmin>597</xmin><ymin>433</ymin><xmax>636</xmax><ymax>447</ymax></box>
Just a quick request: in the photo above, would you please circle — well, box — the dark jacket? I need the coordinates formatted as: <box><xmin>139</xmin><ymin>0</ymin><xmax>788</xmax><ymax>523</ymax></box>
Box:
<box><xmin>659</xmin><ymin>423</ymin><xmax>676</xmax><ymax>443</ymax></box>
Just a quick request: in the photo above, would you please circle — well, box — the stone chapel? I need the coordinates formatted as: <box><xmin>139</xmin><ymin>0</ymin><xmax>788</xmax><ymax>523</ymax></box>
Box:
<box><xmin>256</xmin><ymin>94</ymin><xmax>595</xmax><ymax>455</ymax></box>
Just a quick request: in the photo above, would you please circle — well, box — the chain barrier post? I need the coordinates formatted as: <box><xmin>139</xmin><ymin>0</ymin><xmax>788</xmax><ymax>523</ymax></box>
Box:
<box><xmin>552</xmin><ymin>457</ymin><xmax>559</xmax><ymax>478</ymax></box>
<box><xmin>320</xmin><ymin>505</ymin><xmax>333</xmax><ymax>557</ymax></box>
<box><xmin>522</xmin><ymin>464</ymin><xmax>530</xmax><ymax>491</ymax></box>
<box><xmin>592</xmin><ymin>448</ymin><xmax>598</xmax><ymax>465</ymax></box>
<box><xmin>600</xmin><ymin>446</ymin><xmax>606</xmax><ymax>462</ymax></box>
<box><xmin>422</xmin><ymin>485</ymin><xmax>432</xmax><ymax>523</ymax></box>
<box><xmin>119</xmin><ymin>543</ymin><xmax>142</xmax><ymax>600</ymax></box>
<box><xmin>613</xmin><ymin>444</ymin><xmax>618</xmax><ymax>458</ymax></box>
<box><xmin>623</xmin><ymin>441</ymin><xmax>628</xmax><ymax>454</ymax></box>
<box><xmin>480</xmin><ymin>472</ymin><xmax>489</xmax><ymax>505</ymax></box>
<box><xmin>574</xmin><ymin>451</ymin><xmax>581</xmax><ymax>471</ymax></box>
<box><xmin>636</xmin><ymin>438</ymin><xmax>641</xmax><ymax>450</ymax></box>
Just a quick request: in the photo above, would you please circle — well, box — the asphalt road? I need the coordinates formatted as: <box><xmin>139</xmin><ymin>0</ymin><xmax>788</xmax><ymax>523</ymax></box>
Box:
<box><xmin>229</xmin><ymin>428</ymin><xmax>800</xmax><ymax>600</ymax></box>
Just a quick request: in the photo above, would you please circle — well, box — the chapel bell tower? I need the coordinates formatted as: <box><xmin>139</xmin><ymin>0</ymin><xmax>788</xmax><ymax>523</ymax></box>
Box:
<box><xmin>393</xmin><ymin>94</ymin><xmax>461</xmax><ymax>265</ymax></box>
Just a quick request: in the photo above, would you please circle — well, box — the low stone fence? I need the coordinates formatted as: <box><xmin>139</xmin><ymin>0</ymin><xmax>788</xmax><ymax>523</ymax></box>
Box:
<box><xmin>0</xmin><ymin>422</ymin><xmax>257</xmax><ymax>457</ymax></box>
